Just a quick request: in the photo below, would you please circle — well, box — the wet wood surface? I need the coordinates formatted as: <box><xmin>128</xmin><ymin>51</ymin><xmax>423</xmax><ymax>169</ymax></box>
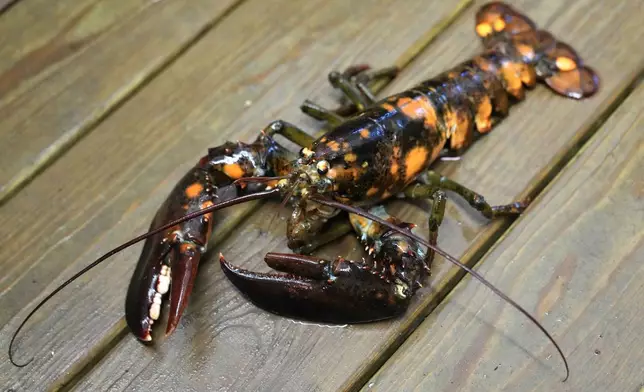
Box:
<box><xmin>0</xmin><ymin>0</ymin><xmax>642</xmax><ymax>391</ymax></box>
<box><xmin>364</xmin><ymin>81</ymin><xmax>644</xmax><ymax>392</ymax></box>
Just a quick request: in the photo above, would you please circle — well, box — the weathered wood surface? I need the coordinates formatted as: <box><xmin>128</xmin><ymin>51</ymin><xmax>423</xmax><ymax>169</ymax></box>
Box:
<box><xmin>364</xmin><ymin>81</ymin><xmax>644</xmax><ymax>392</ymax></box>
<box><xmin>0</xmin><ymin>0</ymin><xmax>471</xmax><ymax>390</ymax></box>
<box><xmin>69</xmin><ymin>0</ymin><xmax>643</xmax><ymax>391</ymax></box>
<box><xmin>0</xmin><ymin>0</ymin><xmax>18</xmax><ymax>14</ymax></box>
<box><xmin>0</xmin><ymin>0</ymin><xmax>241</xmax><ymax>203</ymax></box>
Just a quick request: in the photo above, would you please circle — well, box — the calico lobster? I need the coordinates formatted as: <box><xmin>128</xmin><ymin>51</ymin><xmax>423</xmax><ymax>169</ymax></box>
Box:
<box><xmin>10</xmin><ymin>2</ymin><xmax>599</xmax><ymax>381</ymax></box>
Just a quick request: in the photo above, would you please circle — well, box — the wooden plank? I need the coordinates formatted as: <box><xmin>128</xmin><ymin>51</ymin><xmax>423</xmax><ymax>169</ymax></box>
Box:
<box><xmin>71</xmin><ymin>1</ymin><xmax>644</xmax><ymax>391</ymax></box>
<box><xmin>363</xmin><ymin>80</ymin><xmax>644</xmax><ymax>392</ymax></box>
<box><xmin>0</xmin><ymin>0</ymin><xmax>18</xmax><ymax>14</ymax></box>
<box><xmin>0</xmin><ymin>0</ymin><xmax>241</xmax><ymax>204</ymax></box>
<box><xmin>0</xmin><ymin>0</ymin><xmax>471</xmax><ymax>390</ymax></box>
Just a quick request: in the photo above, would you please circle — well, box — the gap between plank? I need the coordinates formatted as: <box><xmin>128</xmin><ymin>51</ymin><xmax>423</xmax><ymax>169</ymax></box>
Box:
<box><xmin>348</xmin><ymin>66</ymin><xmax>644</xmax><ymax>391</ymax></box>
<box><xmin>0</xmin><ymin>0</ymin><xmax>247</xmax><ymax>207</ymax></box>
<box><xmin>0</xmin><ymin>0</ymin><xmax>19</xmax><ymax>15</ymax></box>
<box><xmin>46</xmin><ymin>1</ymin><xmax>474</xmax><ymax>390</ymax></box>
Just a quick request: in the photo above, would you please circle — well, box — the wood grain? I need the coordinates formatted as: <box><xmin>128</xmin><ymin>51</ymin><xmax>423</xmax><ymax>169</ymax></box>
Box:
<box><xmin>0</xmin><ymin>0</ymin><xmax>471</xmax><ymax>390</ymax></box>
<box><xmin>363</xmin><ymin>80</ymin><xmax>644</xmax><ymax>392</ymax></box>
<box><xmin>70</xmin><ymin>1</ymin><xmax>644</xmax><ymax>391</ymax></box>
<box><xmin>0</xmin><ymin>0</ymin><xmax>241</xmax><ymax>204</ymax></box>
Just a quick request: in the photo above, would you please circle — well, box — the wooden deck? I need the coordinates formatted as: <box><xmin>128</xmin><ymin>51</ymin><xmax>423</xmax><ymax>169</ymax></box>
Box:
<box><xmin>1</xmin><ymin>1</ymin><xmax>642</xmax><ymax>391</ymax></box>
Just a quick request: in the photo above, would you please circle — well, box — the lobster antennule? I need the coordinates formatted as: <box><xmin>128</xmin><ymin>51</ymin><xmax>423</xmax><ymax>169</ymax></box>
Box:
<box><xmin>309</xmin><ymin>195</ymin><xmax>570</xmax><ymax>382</ymax></box>
<box><xmin>8</xmin><ymin>188</ymin><xmax>279</xmax><ymax>368</ymax></box>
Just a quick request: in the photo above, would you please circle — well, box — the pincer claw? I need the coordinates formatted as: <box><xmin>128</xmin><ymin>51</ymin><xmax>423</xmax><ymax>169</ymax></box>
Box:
<box><xmin>124</xmin><ymin>167</ymin><xmax>235</xmax><ymax>342</ymax></box>
<box><xmin>125</xmin><ymin>218</ymin><xmax>209</xmax><ymax>342</ymax></box>
<box><xmin>219</xmin><ymin>252</ymin><xmax>411</xmax><ymax>324</ymax></box>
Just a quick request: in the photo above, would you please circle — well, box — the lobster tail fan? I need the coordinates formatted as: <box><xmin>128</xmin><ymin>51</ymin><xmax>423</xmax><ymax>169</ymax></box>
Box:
<box><xmin>475</xmin><ymin>2</ymin><xmax>536</xmax><ymax>39</ymax></box>
<box><xmin>540</xmin><ymin>41</ymin><xmax>600</xmax><ymax>99</ymax></box>
<box><xmin>475</xmin><ymin>2</ymin><xmax>600</xmax><ymax>100</ymax></box>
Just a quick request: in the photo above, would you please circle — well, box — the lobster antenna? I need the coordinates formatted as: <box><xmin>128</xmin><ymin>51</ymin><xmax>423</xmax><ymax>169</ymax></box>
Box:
<box><xmin>310</xmin><ymin>195</ymin><xmax>569</xmax><ymax>382</ymax></box>
<box><xmin>8</xmin><ymin>188</ymin><xmax>280</xmax><ymax>368</ymax></box>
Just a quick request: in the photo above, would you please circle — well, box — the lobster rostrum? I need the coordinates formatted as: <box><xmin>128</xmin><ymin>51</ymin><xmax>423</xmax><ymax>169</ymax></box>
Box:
<box><xmin>10</xmin><ymin>2</ymin><xmax>599</xmax><ymax>380</ymax></box>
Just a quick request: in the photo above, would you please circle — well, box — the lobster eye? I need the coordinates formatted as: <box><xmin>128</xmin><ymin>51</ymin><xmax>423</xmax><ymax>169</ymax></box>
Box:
<box><xmin>316</xmin><ymin>160</ymin><xmax>329</xmax><ymax>175</ymax></box>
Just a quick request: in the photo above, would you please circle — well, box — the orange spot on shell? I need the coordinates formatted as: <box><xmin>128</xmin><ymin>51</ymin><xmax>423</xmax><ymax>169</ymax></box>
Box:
<box><xmin>326</xmin><ymin>166</ymin><xmax>360</xmax><ymax>182</ymax></box>
<box><xmin>344</xmin><ymin>153</ymin><xmax>357</xmax><ymax>163</ymax></box>
<box><xmin>516</xmin><ymin>43</ymin><xmax>535</xmax><ymax>61</ymax></box>
<box><xmin>476</xmin><ymin>23</ymin><xmax>493</xmax><ymax>37</ymax></box>
<box><xmin>349</xmin><ymin>214</ymin><xmax>370</xmax><ymax>232</ymax></box>
<box><xmin>179</xmin><ymin>243</ymin><xmax>194</xmax><ymax>253</ymax></box>
<box><xmin>474</xmin><ymin>56</ymin><xmax>497</xmax><ymax>74</ymax></box>
<box><xmin>556</xmin><ymin>56</ymin><xmax>577</xmax><ymax>72</ymax></box>
<box><xmin>327</xmin><ymin>141</ymin><xmax>341</xmax><ymax>152</ymax></box>
<box><xmin>447</xmin><ymin>109</ymin><xmax>473</xmax><ymax>151</ymax></box>
<box><xmin>493</xmin><ymin>18</ymin><xmax>506</xmax><ymax>32</ymax></box>
<box><xmin>223</xmin><ymin>163</ymin><xmax>244</xmax><ymax>179</ymax></box>
<box><xmin>390</xmin><ymin>145</ymin><xmax>402</xmax><ymax>178</ymax></box>
<box><xmin>359</xmin><ymin>128</ymin><xmax>370</xmax><ymax>139</ymax></box>
<box><xmin>390</xmin><ymin>161</ymin><xmax>399</xmax><ymax>177</ymax></box>
<box><xmin>381</xmin><ymin>103</ymin><xmax>396</xmax><ymax>112</ymax></box>
<box><xmin>200</xmin><ymin>200</ymin><xmax>214</xmax><ymax>209</ymax></box>
<box><xmin>185</xmin><ymin>183</ymin><xmax>204</xmax><ymax>198</ymax></box>
<box><xmin>500</xmin><ymin>61</ymin><xmax>525</xmax><ymax>99</ymax></box>
<box><xmin>520</xmin><ymin>63</ymin><xmax>537</xmax><ymax>87</ymax></box>
<box><xmin>404</xmin><ymin>146</ymin><xmax>429</xmax><ymax>182</ymax></box>
<box><xmin>396</xmin><ymin>95</ymin><xmax>437</xmax><ymax>129</ymax></box>
<box><xmin>475</xmin><ymin>95</ymin><xmax>493</xmax><ymax>133</ymax></box>
<box><xmin>366</xmin><ymin>187</ymin><xmax>379</xmax><ymax>197</ymax></box>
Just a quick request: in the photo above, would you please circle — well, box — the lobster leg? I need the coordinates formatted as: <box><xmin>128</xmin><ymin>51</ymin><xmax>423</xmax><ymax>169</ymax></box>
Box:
<box><xmin>221</xmin><ymin>206</ymin><xmax>428</xmax><ymax>323</ymax></box>
<box><xmin>403</xmin><ymin>170</ymin><xmax>527</xmax><ymax>219</ymax></box>
<box><xmin>336</xmin><ymin>64</ymin><xmax>399</xmax><ymax>104</ymax></box>
<box><xmin>301</xmin><ymin>64</ymin><xmax>399</xmax><ymax>121</ymax></box>
<box><xmin>300</xmin><ymin>100</ymin><xmax>345</xmax><ymax>126</ymax></box>
<box><xmin>425</xmin><ymin>189</ymin><xmax>447</xmax><ymax>266</ymax></box>
<box><xmin>263</xmin><ymin>119</ymin><xmax>316</xmax><ymax>150</ymax></box>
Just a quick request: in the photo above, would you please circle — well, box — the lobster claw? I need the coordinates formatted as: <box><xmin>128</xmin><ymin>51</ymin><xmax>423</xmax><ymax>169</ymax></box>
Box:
<box><xmin>220</xmin><ymin>252</ymin><xmax>411</xmax><ymax>324</ymax></box>
<box><xmin>125</xmin><ymin>168</ymin><xmax>239</xmax><ymax>342</ymax></box>
<box><xmin>125</xmin><ymin>230</ymin><xmax>204</xmax><ymax>341</ymax></box>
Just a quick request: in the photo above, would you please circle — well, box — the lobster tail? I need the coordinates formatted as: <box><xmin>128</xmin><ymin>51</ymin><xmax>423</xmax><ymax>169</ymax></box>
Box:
<box><xmin>475</xmin><ymin>2</ymin><xmax>599</xmax><ymax>100</ymax></box>
<box><xmin>538</xmin><ymin>41</ymin><xmax>599</xmax><ymax>99</ymax></box>
<box><xmin>475</xmin><ymin>1</ymin><xmax>536</xmax><ymax>37</ymax></box>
